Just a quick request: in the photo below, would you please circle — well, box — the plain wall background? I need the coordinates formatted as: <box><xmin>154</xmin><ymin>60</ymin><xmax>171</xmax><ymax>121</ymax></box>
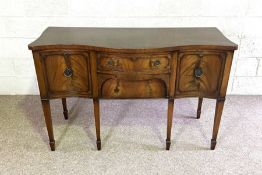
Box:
<box><xmin>0</xmin><ymin>0</ymin><xmax>262</xmax><ymax>95</ymax></box>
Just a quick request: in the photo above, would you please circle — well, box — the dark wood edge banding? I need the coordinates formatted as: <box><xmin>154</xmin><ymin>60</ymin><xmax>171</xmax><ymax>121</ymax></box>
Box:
<box><xmin>29</xmin><ymin>44</ymin><xmax>237</xmax><ymax>53</ymax></box>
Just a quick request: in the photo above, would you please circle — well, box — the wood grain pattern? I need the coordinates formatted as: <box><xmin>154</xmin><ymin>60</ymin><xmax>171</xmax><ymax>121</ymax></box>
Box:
<box><xmin>97</xmin><ymin>53</ymin><xmax>170</xmax><ymax>73</ymax></box>
<box><xmin>168</xmin><ymin>52</ymin><xmax>178</xmax><ymax>98</ymax></box>
<box><xmin>97</xmin><ymin>73</ymin><xmax>170</xmax><ymax>99</ymax></box>
<box><xmin>29</xmin><ymin>27</ymin><xmax>237</xmax><ymax>151</ymax></box>
<box><xmin>90</xmin><ymin>51</ymin><xmax>99</xmax><ymax>98</ymax></box>
<box><xmin>40</xmin><ymin>51</ymin><xmax>91</xmax><ymax>98</ymax></box>
<box><xmin>210</xmin><ymin>51</ymin><xmax>234</xmax><ymax>150</ymax></box>
<box><xmin>176</xmin><ymin>51</ymin><xmax>225</xmax><ymax>98</ymax></box>
<box><xmin>101</xmin><ymin>79</ymin><xmax>167</xmax><ymax>98</ymax></box>
<box><xmin>219</xmin><ymin>52</ymin><xmax>234</xmax><ymax>97</ymax></box>
<box><xmin>28</xmin><ymin>27</ymin><xmax>237</xmax><ymax>52</ymax></box>
<box><xmin>32</xmin><ymin>52</ymin><xmax>48</xmax><ymax>98</ymax></box>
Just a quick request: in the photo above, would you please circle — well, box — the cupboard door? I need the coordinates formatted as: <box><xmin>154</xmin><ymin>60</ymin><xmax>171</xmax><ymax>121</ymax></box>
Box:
<box><xmin>176</xmin><ymin>51</ymin><xmax>226</xmax><ymax>98</ymax></box>
<box><xmin>40</xmin><ymin>51</ymin><xmax>91</xmax><ymax>98</ymax></box>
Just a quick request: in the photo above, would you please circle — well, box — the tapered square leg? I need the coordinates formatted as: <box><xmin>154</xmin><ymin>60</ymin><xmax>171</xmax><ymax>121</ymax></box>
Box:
<box><xmin>166</xmin><ymin>99</ymin><xmax>174</xmax><ymax>150</ymax></box>
<box><xmin>62</xmin><ymin>98</ymin><xmax>68</xmax><ymax>120</ymax></box>
<box><xmin>211</xmin><ymin>97</ymin><xmax>225</xmax><ymax>150</ymax></box>
<box><xmin>93</xmin><ymin>99</ymin><xmax>101</xmax><ymax>150</ymax></box>
<box><xmin>197</xmin><ymin>97</ymin><xmax>203</xmax><ymax>119</ymax></box>
<box><xmin>41</xmin><ymin>100</ymin><xmax>55</xmax><ymax>151</ymax></box>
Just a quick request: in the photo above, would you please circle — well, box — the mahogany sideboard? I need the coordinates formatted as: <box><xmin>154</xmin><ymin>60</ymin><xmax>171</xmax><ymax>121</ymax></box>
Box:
<box><xmin>28</xmin><ymin>27</ymin><xmax>237</xmax><ymax>151</ymax></box>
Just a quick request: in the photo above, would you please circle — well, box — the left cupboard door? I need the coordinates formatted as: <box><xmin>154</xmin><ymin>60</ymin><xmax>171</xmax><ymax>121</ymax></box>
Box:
<box><xmin>39</xmin><ymin>51</ymin><xmax>92</xmax><ymax>98</ymax></box>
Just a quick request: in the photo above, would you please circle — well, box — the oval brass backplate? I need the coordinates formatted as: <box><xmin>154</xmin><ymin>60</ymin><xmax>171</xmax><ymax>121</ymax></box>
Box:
<box><xmin>194</xmin><ymin>67</ymin><xmax>203</xmax><ymax>78</ymax></box>
<box><xmin>64</xmin><ymin>68</ymin><xmax>73</xmax><ymax>77</ymax></box>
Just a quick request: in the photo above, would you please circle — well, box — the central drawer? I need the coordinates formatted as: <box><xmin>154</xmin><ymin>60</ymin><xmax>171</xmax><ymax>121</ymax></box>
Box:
<box><xmin>97</xmin><ymin>53</ymin><xmax>170</xmax><ymax>99</ymax></box>
<box><xmin>97</xmin><ymin>53</ymin><xmax>171</xmax><ymax>74</ymax></box>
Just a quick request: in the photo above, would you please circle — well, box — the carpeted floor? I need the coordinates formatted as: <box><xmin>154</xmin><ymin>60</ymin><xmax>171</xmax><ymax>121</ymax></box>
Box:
<box><xmin>0</xmin><ymin>95</ymin><xmax>262</xmax><ymax>174</ymax></box>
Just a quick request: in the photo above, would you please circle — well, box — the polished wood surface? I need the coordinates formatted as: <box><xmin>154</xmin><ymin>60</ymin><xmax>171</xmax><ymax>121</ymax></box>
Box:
<box><xmin>29</xmin><ymin>27</ymin><xmax>237</xmax><ymax>52</ymax></box>
<box><xmin>98</xmin><ymin>73</ymin><xmax>169</xmax><ymax>99</ymax></box>
<box><xmin>41</xmin><ymin>100</ymin><xmax>55</xmax><ymax>151</ymax></box>
<box><xmin>166</xmin><ymin>99</ymin><xmax>174</xmax><ymax>150</ymax></box>
<box><xmin>93</xmin><ymin>99</ymin><xmax>101</xmax><ymax>150</ymax></box>
<box><xmin>176</xmin><ymin>51</ymin><xmax>225</xmax><ymax>98</ymax></box>
<box><xmin>39</xmin><ymin>51</ymin><xmax>91</xmax><ymax>98</ymax></box>
<box><xmin>29</xmin><ymin>27</ymin><xmax>237</xmax><ymax>151</ymax></box>
<box><xmin>101</xmin><ymin>79</ymin><xmax>167</xmax><ymax>98</ymax></box>
<box><xmin>97</xmin><ymin>53</ymin><xmax>170</xmax><ymax>73</ymax></box>
<box><xmin>211</xmin><ymin>98</ymin><xmax>225</xmax><ymax>150</ymax></box>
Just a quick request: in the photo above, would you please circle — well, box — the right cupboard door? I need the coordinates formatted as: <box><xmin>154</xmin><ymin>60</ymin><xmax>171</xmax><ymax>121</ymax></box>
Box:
<box><xmin>175</xmin><ymin>51</ymin><xmax>226</xmax><ymax>98</ymax></box>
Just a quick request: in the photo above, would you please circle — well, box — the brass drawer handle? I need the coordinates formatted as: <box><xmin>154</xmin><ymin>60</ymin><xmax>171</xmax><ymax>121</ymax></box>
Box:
<box><xmin>107</xmin><ymin>59</ymin><xmax>121</xmax><ymax>69</ymax></box>
<box><xmin>107</xmin><ymin>59</ymin><xmax>114</xmax><ymax>65</ymax></box>
<box><xmin>107</xmin><ymin>59</ymin><xmax>116</xmax><ymax>67</ymax></box>
<box><xmin>194</xmin><ymin>67</ymin><xmax>203</xmax><ymax>78</ymax></box>
<box><xmin>151</xmin><ymin>60</ymin><xmax>161</xmax><ymax>67</ymax></box>
<box><xmin>64</xmin><ymin>68</ymin><xmax>73</xmax><ymax>77</ymax></box>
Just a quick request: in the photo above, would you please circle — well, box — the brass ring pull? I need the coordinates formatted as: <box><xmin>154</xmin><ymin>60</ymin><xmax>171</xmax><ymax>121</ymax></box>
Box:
<box><xmin>107</xmin><ymin>59</ymin><xmax>115</xmax><ymax>67</ymax></box>
<box><xmin>194</xmin><ymin>67</ymin><xmax>203</xmax><ymax>78</ymax></box>
<box><xmin>151</xmin><ymin>60</ymin><xmax>161</xmax><ymax>67</ymax></box>
<box><xmin>64</xmin><ymin>68</ymin><xmax>73</xmax><ymax>77</ymax></box>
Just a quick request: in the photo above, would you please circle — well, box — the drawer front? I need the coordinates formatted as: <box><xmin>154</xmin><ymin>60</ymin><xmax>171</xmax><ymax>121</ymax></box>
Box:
<box><xmin>101</xmin><ymin>78</ymin><xmax>167</xmax><ymax>98</ymax></box>
<box><xmin>40</xmin><ymin>51</ymin><xmax>91</xmax><ymax>97</ymax></box>
<box><xmin>98</xmin><ymin>73</ymin><xmax>169</xmax><ymax>99</ymax></box>
<box><xmin>97</xmin><ymin>53</ymin><xmax>170</xmax><ymax>73</ymax></box>
<box><xmin>176</xmin><ymin>51</ymin><xmax>226</xmax><ymax>97</ymax></box>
